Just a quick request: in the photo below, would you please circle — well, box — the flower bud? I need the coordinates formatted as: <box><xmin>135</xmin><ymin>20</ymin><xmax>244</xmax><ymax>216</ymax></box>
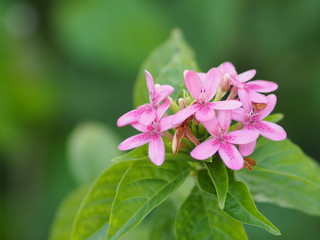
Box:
<box><xmin>221</xmin><ymin>74</ymin><xmax>231</xmax><ymax>92</ymax></box>
<box><xmin>178</xmin><ymin>98</ymin><xmax>187</xmax><ymax>109</ymax></box>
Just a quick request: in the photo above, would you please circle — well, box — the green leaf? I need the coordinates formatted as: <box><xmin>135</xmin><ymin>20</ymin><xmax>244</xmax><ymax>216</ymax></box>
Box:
<box><xmin>197</xmin><ymin>169</ymin><xmax>217</xmax><ymax>195</ymax></box>
<box><xmin>112</xmin><ymin>145</ymin><xmax>148</xmax><ymax>163</ymax></box>
<box><xmin>205</xmin><ymin>157</ymin><xmax>228</xmax><ymax>209</ymax></box>
<box><xmin>148</xmin><ymin>200</ymin><xmax>177</xmax><ymax>240</ymax></box>
<box><xmin>133</xmin><ymin>29</ymin><xmax>198</xmax><ymax>106</ymax></box>
<box><xmin>236</xmin><ymin>138</ymin><xmax>320</xmax><ymax>216</ymax></box>
<box><xmin>198</xmin><ymin>166</ymin><xmax>280</xmax><ymax>235</ymax></box>
<box><xmin>106</xmin><ymin>155</ymin><xmax>193</xmax><ymax>240</ymax></box>
<box><xmin>112</xmin><ymin>139</ymin><xmax>182</xmax><ymax>163</ymax></box>
<box><xmin>263</xmin><ymin>113</ymin><xmax>284</xmax><ymax>123</ymax></box>
<box><xmin>175</xmin><ymin>186</ymin><xmax>248</xmax><ymax>240</ymax></box>
<box><xmin>49</xmin><ymin>187</ymin><xmax>89</xmax><ymax>240</ymax></box>
<box><xmin>68</xmin><ymin>122</ymin><xmax>121</xmax><ymax>185</ymax></box>
<box><xmin>71</xmin><ymin>162</ymin><xmax>132</xmax><ymax>240</ymax></box>
<box><xmin>224</xmin><ymin>173</ymin><xmax>280</xmax><ymax>235</ymax></box>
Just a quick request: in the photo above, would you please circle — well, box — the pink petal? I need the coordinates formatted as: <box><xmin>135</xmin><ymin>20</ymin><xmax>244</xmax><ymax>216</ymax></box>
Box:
<box><xmin>248</xmin><ymin>91</ymin><xmax>268</xmax><ymax>103</ymax></box>
<box><xmin>148</xmin><ymin>136</ymin><xmax>165</xmax><ymax>166</ymax></box>
<box><xmin>145</xmin><ymin>70</ymin><xmax>155</xmax><ymax>97</ymax></box>
<box><xmin>258</xmin><ymin>94</ymin><xmax>277</xmax><ymax>120</ymax></box>
<box><xmin>218</xmin><ymin>143</ymin><xmax>244</xmax><ymax>170</ymax></box>
<box><xmin>184</xmin><ymin>70</ymin><xmax>202</xmax><ymax>100</ymax></box>
<box><xmin>238</xmin><ymin>89</ymin><xmax>252</xmax><ymax>111</ymax></box>
<box><xmin>217</xmin><ymin>110</ymin><xmax>232</xmax><ymax>131</ymax></box>
<box><xmin>190</xmin><ymin>137</ymin><xmax>220</xmax><ymax>160</ymax></box>
<box><xmin>139</xmin><ymin>108</ymin><xmax>156</xmax><ymax>126</ymax></box>
<box><xmin>118</xmin><ymin>133</ymin><xmax>151</xmax><ymax>150</ymax></box>
<box><xmin>255</xmin><ymin>121</ymin><xmax>287</xmax><ymax>141</ymax></box>
<box><xmin>225</xmin><ymin>129</ymin><xmax>259</xmax><ymax>144</ymax></box>
<box><xmin>211</xmin><ymin>100</ymin><xmax>242</xmax><ymax>110</ymax></box>
<box><xmin>238</xmin><ymin>69</ymin><xmax>256</xmax><ymax>82</ymax></box>
<box><xmin>202</xmin><ymin>68</ymin><xmax>222</xmax><ymax>101</ymax></box>
<box><xmin>172</xmin><ymin>104</ymin><xmax>200</xmax><ymax>125</ymax></box>
<box><xmin>156</xmin><ymin>99</ymin><xmax>170</xmax><ymax>120</ymax></box>
<box><xmin>239</xmin><ymin>140</ymin><xmax>256</xmax><ymax>157</ymax></box>
<box><xmin>131</xmin><ymin>122</ymin><xmax>149</xmax><ymax>132</ymax></box>
<box><xmin>117</xmin><ymin>104</ymin><xmax>151</xmax><ymax>127</ymax></box>
<box><xmin>246</xmin><ymin>80</ymin><xmax>278</xmax><ymax>93</ymax></box>
<box><xmin>219</xmin><ymin>62</ymin><xmax>237</xmax><ymax>76</ymax></box>
<box><xmin>195</xmin><ymin>105</ymin><xmax>215</xmax><ymax>122</ymax></box>
<box><xmin>159</xmin><ymin>115</ymin><xmax>175</xmax><ymax>132</ymax></box>
<box><xmin>196</xmin><ymin>72</ymin><xmax>207</xmax><ymax>82</ymax></box>
<box><xmin>230</xmin><ymin>77</ymin><xmax>243</xmax><ymax>88</ymax></box>
<box><xmin>153</xmin><ymin>84</ymin><xmax>174</xmax><ymax>104</ymax></box>
<box><xmin>202</xmin><ymin>117</ymin><xmax>219</xmax><ymax>136</ymax></box>
<box><xmin>232</xmin><ymin>108</ymin><xmax>247</xmax><ymax>122</ymax></box>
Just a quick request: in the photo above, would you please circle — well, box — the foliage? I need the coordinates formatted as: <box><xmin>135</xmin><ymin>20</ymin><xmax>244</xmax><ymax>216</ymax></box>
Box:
<box><xmin>49</xmin><ymin>30</ymin><xmax>320</xmax><ymax>240</ymax></box>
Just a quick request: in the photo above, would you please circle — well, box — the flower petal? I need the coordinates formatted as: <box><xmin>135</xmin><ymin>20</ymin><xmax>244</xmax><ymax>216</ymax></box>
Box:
<box><xmin>202</xmin><ymin>67</ymin><xmax>222</xmax><ymax>101</ymax></box>
<box><xmin>196</xmin><ymin>72</ymin><xmax>207</xmax><ymax>82</ymax></box>
<box><xmin>246</xmin><ymin>80</ymin><xmax>278</xmax><ymax>93</ymax></box>
<box><xmin>131</xmin><ymin>122</ymin><xmax>149</xmax><ymax>132</ymax></box>
<box><xmin>156</xmin><ymin>98</ymin><xmax>170</xmax><ymax>120</ymax></box>
<box><xmin>118</xmin><ymin>133</ymin><xmax>151</xmax><ymax>150</ymax></box>
<box><xmin>154</xmin><ymin>84</ymin><xmax>174</xmax><ymax>104</ymax></box>
<box><xmin>258</xmin><ymin>94</ymin><xmax>277</xmax><ymax>120</ymax></box>
<box><xmin>239</xmin><ymin>141</ymin><xmax>256</xmax><ymax>157</ymax></box>
<box><xmin>218</xmin><ymin>143</ymin><xmax>244</xmax><ymax>170</ymax></box>
<box><xmin>159</xmin><ymin>115</ymin><xmax>175</xmax><ymax>132</ymax></box>
<box><xmin>172</xmin><ymin>104</ymin><xmax>199</xmax><ymax>125</ymax></box>
<box><xmin>195</xmin><ymin>105</ymin><xmax>215</xmax><ymax>122</ymax></box>
<box><xmin>190</xmin><ymin>137</ymin><xmax>220</xmax><ymax>160</ymax></box>
<box><xmin>139</xmin><ymin>108</ymin><xmax>156</xmax><ymax>126</ymax></box>
<box><xmin>117</xmin><ymin>104</ymin><xmax>150</xmax><ymax>127</ymax></box>
<box><xmin>225</xmin><ymin>130</ymin><xmax>259</xmax><ymax>144</ymax></box>
<box><xmin>145</xmin><ymin>70</ymin><xmax>155</xmax><ymax>98</ymax></box>
<box><xmin>219</xmin><ymin>62</ymin><xmax>237</xmax><ymax>76</ymax></box>
<box><xmin>255</xmin><ymin>121</ymin><xmax>287</xmax><ymax>141</ymax></box>
<box><xmin>217</xmin><ymin>110</ymin><xmax>232</xmax><ymax>131</ymax></box>
<box><xmin>232</xmin><ymin>108</ymin><xmax>247</xmax><ymax>122</ymax></box>
<box><xmin>184</xmin><ymin>70</ymin><xmax>202</xmax><ymax>100</ymax></box>
<box><xmin>238</xmin><ymin>69</ymin><xmax>256</xmax><ymax>82</ymax></box>
<box><xmin>238</xmin><ymin>88</ymin><xmax>252</xmax><ymax>111</ymax></box>
<box><xmin>202</xmin><ymin>117</ymin><xmax>219</xmax><ymax>136</ymax></box>
<box><xmin>148</xmin><ymin>136</ymin><xmax>165</xmax><ymax>166</ymax></box>
<box><xmin>248</xmin><ymin>91</ymin><xmax>268</xmax><ymax>103</ymax></box>
<box><xmin>211</xmin><ymin>100</ymin><xmax>242</xmax><ymax>110</ymax></box>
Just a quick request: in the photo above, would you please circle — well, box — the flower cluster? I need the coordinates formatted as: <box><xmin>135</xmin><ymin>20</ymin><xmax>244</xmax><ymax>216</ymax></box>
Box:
<box><xmin>117</xmin><ymin>63</ymin><xmax>286</xmax><ymax>170</ymax></box>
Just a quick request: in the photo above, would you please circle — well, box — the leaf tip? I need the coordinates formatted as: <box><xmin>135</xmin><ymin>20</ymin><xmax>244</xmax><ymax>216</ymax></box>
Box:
<box><xmin>170</xmin><ymin>28</ymin><xmax>183</xmax><ymax>40</ymax></box>
<box><xmin>218</xmin><ymin>201</ymin><xmax>225</xmax><ymax>210</ymax></box>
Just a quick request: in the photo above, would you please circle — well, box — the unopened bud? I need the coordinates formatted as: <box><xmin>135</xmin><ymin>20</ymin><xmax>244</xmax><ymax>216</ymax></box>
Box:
<box><xmin>172</xmin><ymin>127</ymin><xmax>184</xmax><ymax>155</ymax></box>
<box><xmin>178</xmin><ymin>98</ymin><xmax>187</xmax><ymax>109</ymax></box>
<box><xmin>198</xmin><ymin>123</ymin><xmax>205</xmax><ymax>135</ymax></box>
<box><xmin>221</xmin><ymin>74</ymin><xmax>231</xmax><ymax>92</ymax></box>
<box><xmin>169</xmin><ymin>97</ymin><xmax>180</xmax><ymax>113</ymax></box>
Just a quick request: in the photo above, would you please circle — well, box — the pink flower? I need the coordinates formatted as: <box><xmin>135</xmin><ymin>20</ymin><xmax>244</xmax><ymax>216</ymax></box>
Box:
<box><xmin>232</xmin><ymin>94</ymin><xmax>287</xmax><ymax>156</ymax></box>
<box><xmin>219</xmin><ymin>62</ymin><xmax>278</xmax><ymax>109</ymax></box>
<box><xmin>191</xmin><ymin>110</ymin><xmax>259</xmax><ymax>170</ymax></box>
<box><xmin>118</xmin><ymin>99</ymin><xmax>174</xmax><ymax>166</ymax></box>
<box><xmin>172</xmin><ymin>68</ymin><xmax>242</xmax><ymax>125</ymax></box>
<box><xmin>117</xmin><ymin>70</ymin><xmax>174</xmax><ymax>127</ymax></box>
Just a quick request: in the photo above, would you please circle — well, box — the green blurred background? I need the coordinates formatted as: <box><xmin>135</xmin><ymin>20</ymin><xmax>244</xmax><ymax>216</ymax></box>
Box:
<box><xmin>1</xmin><ymin>0</ymin><xmax>320</xmax><ymax>239</ymax></box>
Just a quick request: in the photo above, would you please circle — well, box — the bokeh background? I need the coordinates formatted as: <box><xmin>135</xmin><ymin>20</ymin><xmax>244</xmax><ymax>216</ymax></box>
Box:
<box><xmin>1</xmin><ymin>0</ymin><xmax>320</xmax><ymax>239</ymax></box>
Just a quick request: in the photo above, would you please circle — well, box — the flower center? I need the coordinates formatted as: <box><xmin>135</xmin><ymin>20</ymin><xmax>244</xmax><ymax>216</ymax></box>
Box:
<box><xmin>247</xmin><ymin>111</ymin><xmax>260</xmax><ymax>125</ymax></box>
<box><xmin>199</xmin><ymin>88</ymin><xmax>208</xmax><ymax>103</ymax></box>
